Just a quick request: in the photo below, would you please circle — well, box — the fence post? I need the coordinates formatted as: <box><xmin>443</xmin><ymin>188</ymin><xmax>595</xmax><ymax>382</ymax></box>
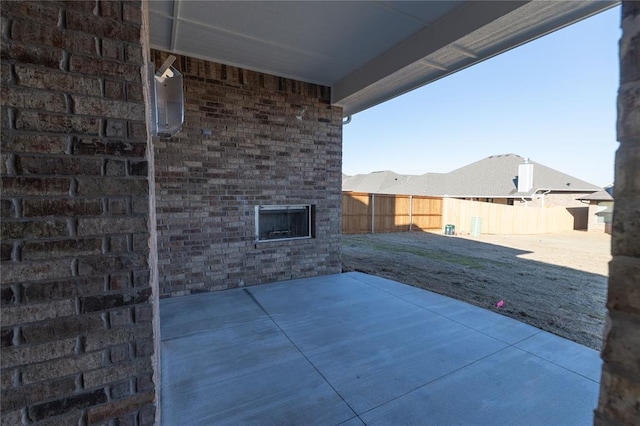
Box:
<box><xmin>409</xmin><ymin>195</ymin><xmax>413</xmax><ymax>231</ymax></box>
<box><xmin>371</xmin><ymin>193</ymin><xmax>375</xmax><ymax>234</ymax></box>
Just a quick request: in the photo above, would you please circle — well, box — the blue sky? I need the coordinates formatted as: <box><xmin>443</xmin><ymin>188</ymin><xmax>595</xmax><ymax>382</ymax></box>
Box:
<box><xmin>343</xmin><ymin>5</ymin><xmax>621</xmax><ymax>187</ymax></box>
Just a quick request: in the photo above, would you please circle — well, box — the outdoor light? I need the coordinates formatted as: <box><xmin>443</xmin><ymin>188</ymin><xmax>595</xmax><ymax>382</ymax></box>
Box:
<box><xmin>151</xmin><ymin>55</ymin><xmax>184</xmax><ymax>138</ymax></box>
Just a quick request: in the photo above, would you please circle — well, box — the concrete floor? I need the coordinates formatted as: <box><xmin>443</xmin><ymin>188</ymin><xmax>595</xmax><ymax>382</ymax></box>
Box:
<box><xmin>160</xmin><ymin>272</ymin><xmax>602</xmax><ymax>425</ymax></box>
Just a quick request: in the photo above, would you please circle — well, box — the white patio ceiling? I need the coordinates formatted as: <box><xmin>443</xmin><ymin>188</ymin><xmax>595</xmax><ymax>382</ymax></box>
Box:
<box><xmin>149</xmin><ymin>0</ymin><xmax>618</xmax><ymax>116</ymax></box>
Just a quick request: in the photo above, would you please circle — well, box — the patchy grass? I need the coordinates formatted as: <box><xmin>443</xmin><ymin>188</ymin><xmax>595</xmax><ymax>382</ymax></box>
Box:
<box><xmin>345</xmin><ymin>235</ymin><xmax>485</xmax><ymax>269</ymax></box>
<box><xmin>342</xmin><ymin>232</ymin><xmax>609</xmax><ymax>350</ymax></box>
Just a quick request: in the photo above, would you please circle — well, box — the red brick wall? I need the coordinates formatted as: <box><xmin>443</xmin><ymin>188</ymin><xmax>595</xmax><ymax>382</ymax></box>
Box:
<box><xmin>1</xmin><ymin>1</ymin><xmax>157</xmax><ymax>424</ymax></box>
<box><xmin>151</xmin><ymin>51</ymin><xmax>343</xmax><ymax>297</ymax></box>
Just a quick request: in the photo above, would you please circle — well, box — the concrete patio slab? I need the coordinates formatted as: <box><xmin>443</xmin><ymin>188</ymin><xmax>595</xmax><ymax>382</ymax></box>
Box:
<box><xmin>161</xmin><ymin>307</ymin><xmax>355</xmax><ymax>425</ymax></box>
<box><xmin>250</xmin><ymin>281</ymin><xmax>508</xmax><ymax>414</ymax></box>
<box><xmin>425</xmin><ymin>300</ymin><xmax>541</xmax><ymax>345</ymax></box>
<box><xmin>161</xmin><ymin>272</ymin><xmax>601</xmax><ymax>425</ymax></box>
<box><xmin>160</xmin><ymin>289</ymin><xmax>266</xmax><ymax>341</ymax></box>
<box><xmin>515</xmin><ymin>330</ymin><xmax>602</xmax><ymax>382</ymax></box>
<box><xmin>338</xmin><ymin>417</ymin><xmax>366</xmax><ymax>426</ymax></box>
<box><xmin>360</xmin><ymin>346</ymin><xmax>599</xmax><ymax>426</ymax></box>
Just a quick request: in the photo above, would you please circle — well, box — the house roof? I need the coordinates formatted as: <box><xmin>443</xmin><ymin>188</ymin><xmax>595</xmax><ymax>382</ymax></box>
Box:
<box><xmin>148</xmin><ymin>1</ymin><xmax>618</xmax><ymax>117</ymax></box>
<box><xmin>342</xmin><ymin>171</ymin><xmax>422</xmax><ymax>194</ymax></box>
<box><xmin>577</xmin><ymin>190</ymin><xmax>614</xmax><ymax>201</ymax></box>
<box><xmin>343</xmin><ymin>153</ymin><xmax>603</xmax><ymax>197</ymax></box>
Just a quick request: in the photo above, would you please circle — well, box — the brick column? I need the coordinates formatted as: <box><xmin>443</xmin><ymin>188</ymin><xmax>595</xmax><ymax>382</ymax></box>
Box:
<box><xmin>596</xmin><ymin>2</ymin><xmax>640</xmax><ymax>425</ymax></box>
<box><xmin>1</xmin><ymin>1</ymin><xmax>158</xmax><ymax>424</ymax></box>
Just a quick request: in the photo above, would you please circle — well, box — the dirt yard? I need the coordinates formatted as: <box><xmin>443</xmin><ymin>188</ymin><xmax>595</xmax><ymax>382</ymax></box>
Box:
<box><xmin>342</xmin><ymin>231</ymin><xmax>610</xmax><ymax>350</ymax></box>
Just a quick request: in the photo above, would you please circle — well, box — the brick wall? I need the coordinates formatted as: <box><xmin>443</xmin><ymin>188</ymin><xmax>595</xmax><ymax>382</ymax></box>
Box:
<box><xmin>585</xmin><ymin>202</ymin><xmax>613</xmax><ymax>234</ymax></box>
<box><xmin>596</xmin><ymin>2</ymin><xmax>640</xmax><ymax>424</ymax></box>
<box><xmin>586</xmin><ymin>203</ymin><xmax>607</xmax><ymax>233</ymax></box>
<box><xmin>1</xmin><ymin>1</ymin><xmax>157</xmax><ymax>424</ymax></box>
<box><xmin>151</xmin><ymin>51</ymin><xmax>343</xmax><ymax>297</ymax></box>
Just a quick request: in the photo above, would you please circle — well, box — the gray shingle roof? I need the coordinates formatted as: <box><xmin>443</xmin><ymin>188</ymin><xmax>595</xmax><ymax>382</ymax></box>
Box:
<box><xmin>343</xmin><ymin>154</ymin><xmax>602</xmax><ymax>197</ymax></box>
<box><xmin>342</xmin><ymin>171</ymin><xmax>418</xmax><ymax>193</ymax></box>
<box><xmin>577</xmin><ymin>190</ymin><xmax>614</xmax><ymax>201</ymax></box>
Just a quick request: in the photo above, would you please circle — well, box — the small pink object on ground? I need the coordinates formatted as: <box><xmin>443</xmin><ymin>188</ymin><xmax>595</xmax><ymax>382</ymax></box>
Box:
<box><xmin>497</xmin><ymin>300</ymin><xmax>505</xmax><ymax>308</ymax></box>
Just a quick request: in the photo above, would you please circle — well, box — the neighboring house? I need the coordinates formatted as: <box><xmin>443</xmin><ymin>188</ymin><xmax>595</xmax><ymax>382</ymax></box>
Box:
<box><xmin>343</xmin><ymin>154</ymin><xmax>604</xmax><ymax>230</ymax></box>
<box><xmin>344</xmin><ymin>153</ymin><xmax>603</xmax><ymax>207</ymax></box>
<box><xmin>578</xmin><ymin>187</ymin><xmax>614</xmax><ymax>233</ymax></box>
<box><xmin>341</xmin><ymin>171</ymin><xmax>424</xmax><ymax>195</ymax></box>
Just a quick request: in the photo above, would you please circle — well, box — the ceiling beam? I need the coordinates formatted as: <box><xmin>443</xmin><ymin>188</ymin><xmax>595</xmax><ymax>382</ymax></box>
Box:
<box><xmin>450</xmin><ymin>44</ymin><xmax>479</xmax><ymax>59</ymax></box>
<box><xmin>335</xmin><ymin>0</ymin><xmax>619</xmax><ymax>116</ymax></box>
<box><xmin>420</xmin><ymin>59</ymin><xmax>448</xmax><ymax>71</ymax></box>
<box><xmin>332</xmin><ymin>1</ymin><xmax>529</xmax><ymax>105</ymax></box>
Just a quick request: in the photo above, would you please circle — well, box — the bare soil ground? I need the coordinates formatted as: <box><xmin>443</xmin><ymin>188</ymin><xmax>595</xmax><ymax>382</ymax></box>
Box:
<box><xmin>342</xmin><ymin>231</ymin><xmax>610</xmax><ymax>350</ymax></box>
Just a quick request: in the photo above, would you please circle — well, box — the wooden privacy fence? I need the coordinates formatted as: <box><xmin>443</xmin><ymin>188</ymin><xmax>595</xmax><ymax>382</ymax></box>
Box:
<box><xmin>442</xmin><ymin>198</ymin><xmax>575</xmax><ymax>235</ymax></box>
<box><xmin>342</xmin><ymin>192</ymin><xmax>577</xmax><ymax>235</ymax></box>
<box><xmin>342</xmin><ymin>192</ymin><xmax>443</xmax><ymax>234</ymax></box>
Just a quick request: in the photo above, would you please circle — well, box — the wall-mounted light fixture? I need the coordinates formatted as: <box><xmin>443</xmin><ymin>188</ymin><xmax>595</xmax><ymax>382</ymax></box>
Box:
<box><xmin>151</xmin><ymin>55</ymin><xmax>184</xmax><ymax>137</ymax></box>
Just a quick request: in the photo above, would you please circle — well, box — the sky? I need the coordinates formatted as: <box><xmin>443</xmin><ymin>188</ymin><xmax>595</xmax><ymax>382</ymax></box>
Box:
<box><xmin>343</xmin><ymin>5</ymin><xmax>621</xmax><ymax>187</ymax></box>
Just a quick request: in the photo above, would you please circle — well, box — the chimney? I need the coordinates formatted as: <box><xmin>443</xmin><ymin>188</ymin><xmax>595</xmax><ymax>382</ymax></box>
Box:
<box><xmin>518</xmin><ymin>158</ymin><xmax>533</xmax><ymax>192</ymax></box>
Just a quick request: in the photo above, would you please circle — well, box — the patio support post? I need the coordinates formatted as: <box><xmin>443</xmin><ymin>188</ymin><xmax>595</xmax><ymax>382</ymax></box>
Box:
<box><xmin>0</xmin><ymin>1</ymin><xmax>158</xmax><ymax>423</ymax></box>
<box><xmin>595</xmin><ymin>2</ymin><xmax>640</xmax><ymax>425</ymax></box>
